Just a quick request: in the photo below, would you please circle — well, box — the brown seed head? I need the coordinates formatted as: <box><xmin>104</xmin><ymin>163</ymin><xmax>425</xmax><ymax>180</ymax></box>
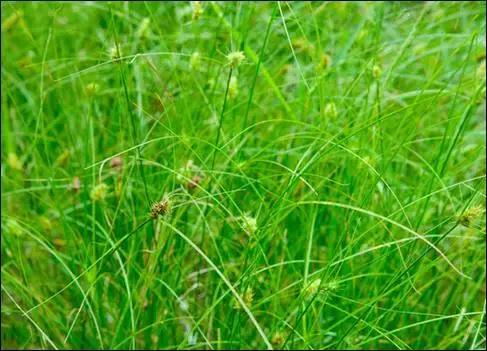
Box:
<box><xmin>187</xmin><ymin>175</ymin><xmax>202</xmax><ymax>190</ymax></box>
<box><xmin>150</xmin><ymin>198</ymin><xmax>171</xmax><ymax>219</ymax></box>
<box><xmin>110</xmin><ymin>156</ymin><xmax>123</xmax><ymax>171</ymax></box>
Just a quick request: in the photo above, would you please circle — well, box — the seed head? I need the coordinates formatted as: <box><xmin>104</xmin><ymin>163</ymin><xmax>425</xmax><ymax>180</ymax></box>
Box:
<box><xmin>190</xmin><ymin>51</ymin><xmax>201</xmax><ymax>71</ymax></box>
<box><xmin>191</xmin><ymin>1</ymin><xmax>203</xmax><ymax>21</ymax></box>
<box><xmin>226</xmin><ymin>51</ymin><xmax>245</xmax><ymax>69</ymax></box>
<box><xmin>90</xmin><ymin>183</ymin><xmax>108</xmax><ymax>202</ymax></box>
<box><xmin>323</xmin><ymin>280</ymin><xmax>340</xmax><ymax>292</ymax></box>
<box><xmin>304</xmin><ymin>278</ymin><xmax>322</xmax><ymax>298</ymax></box>
<box><xmin>324</xmin><ymin>102</ymin><xmax>338</xmax><ymax>119</ymax></box>
<box><xmin>271</xmin><ymin>332</ymin><xmax>285</xmax><ymax>347</ymax></box>
<box><xmin>458</xmin><ymin>206</ymin><xmax>485</xmax><ymax>227</ymax></box>
<box><xmin>240</xmin><ymin>214</ymin><xmax>257</xmax><ymax>236</ymax></box>
<box><xmin>7</xmin><ymin>153</ymin><xmax>23</xmax><ymax>171</ymax></box>
<box><xmin>150</xmin><ymin>198</ymin><xmax>171</xmax><ymax>219</ymax></box>
<box><xmin>177</xmin><ymin>160</ymin><xmax>203</xmax><ymax>190</ymax></box>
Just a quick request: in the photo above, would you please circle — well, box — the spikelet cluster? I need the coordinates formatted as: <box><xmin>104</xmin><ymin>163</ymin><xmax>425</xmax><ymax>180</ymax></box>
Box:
<box><xmin>458</xmin><ymin>206</ymin><xmax>485</xmax><ymax>227</ymax></box>
<box><xmin>150</xmin><ymin>198</ymin><xmax>171</xmax><ymax>219</ymax></box>
<box><xmin>226</xmin><ymin>51</ymin><xmax>245</xmax><ymax>69</ymax></box>
<box><xmin>90</xmin><ymin>183</ymin><xmax>108</xmax><ymax>202</ymax></box>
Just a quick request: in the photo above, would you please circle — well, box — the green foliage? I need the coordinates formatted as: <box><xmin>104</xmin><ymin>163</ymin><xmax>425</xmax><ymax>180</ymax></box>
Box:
<box><xmin>1</xmin><ymin>1</ymin><xmax>486</xmax><ymax>350</ymax></box>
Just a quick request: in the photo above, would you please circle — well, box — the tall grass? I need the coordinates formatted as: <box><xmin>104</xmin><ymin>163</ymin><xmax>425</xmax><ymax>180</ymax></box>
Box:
<box><xmin>1</xmin><ymin>1</ymin><xmax>486</xmax><ymax>350</ymax></box>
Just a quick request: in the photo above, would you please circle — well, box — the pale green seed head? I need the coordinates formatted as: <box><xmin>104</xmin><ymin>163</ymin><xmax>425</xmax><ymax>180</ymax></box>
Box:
<box><xmin>233</xmin><ymin>287</ymin><xmax>254</xmax><ymax>309</ymax></box>
<box><xmin>324</xmin><ymin>102</ymin><xmax>338</xmax><ymax>119</ymax></box>
<box><xmin>226</xmin><ymin>51</ymin><xmax>245</xmax><ymax>69</ymax></box>
<box><xmin>192</xmin><ymin>1</ymin><xmax>203</xmax><ymax>21</ymax></box>
<box><xmin>190</xmin><ymin>52</ymin><xmax>201</xmax><ymax>71</ymax></box>
<box><xmin>85</xmin><ymin>83</ymin><xmax>99</xmax><ymax>96</ymax></box>
<box><xmin>90</xmin><ymin>183</ymin><xmax>109</xmax><ymax>202</ymax></box>
<box><xmin>304</xmin><ymin>278</ymin><xmax>322</xmax><ymax>298</ymax></box>
<box><xmin>241</xmin><ymin>214</ymin><xmax>257</xmax><ymax>236</ymax></box>
<box><xmin>136</xmin><ymin>17</ymin><xmax>151</xmax><ymax>39</ymax></box>
<box><xmin>458</xmin><ymin>206</ymin><xmax>485</xmax><ymax>227</ymax></box>
<box><xmin>7</xmin><ymin>152</ymin><xmax>23</xmax><ymax>171</ymax></box>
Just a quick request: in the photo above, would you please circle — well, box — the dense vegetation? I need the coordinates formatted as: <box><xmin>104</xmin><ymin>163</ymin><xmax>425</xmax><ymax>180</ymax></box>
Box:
<box><xmin>1</xmin><ymin>2</ymin><xmax>486</xmax><ymax>349</ymax></box>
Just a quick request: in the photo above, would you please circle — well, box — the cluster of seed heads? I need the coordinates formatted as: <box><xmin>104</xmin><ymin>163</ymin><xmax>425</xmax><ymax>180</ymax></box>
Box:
<box><xmin>150</xmin><ymin>198</ymin><xmax>171</xmax><ymax>219</ymax></box>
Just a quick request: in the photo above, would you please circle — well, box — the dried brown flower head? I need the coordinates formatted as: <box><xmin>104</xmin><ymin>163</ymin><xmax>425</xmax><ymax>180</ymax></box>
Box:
<box><xmin>110</xmin><ymin>156</ymin><xmax>123</xmax><ymax>171</ymax></box>
<box><xmin>187</xmin><ymin>175</ymin><xmax>202</xmax><ymax>190</ymax></box>
<box><xmin>150</xmin><ymin>198</ymin><xmax>171</xmax><ymax>219</ymax></box>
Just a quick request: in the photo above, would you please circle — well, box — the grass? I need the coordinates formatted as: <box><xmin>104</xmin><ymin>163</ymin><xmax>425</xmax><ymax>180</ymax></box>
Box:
<box><xmin>1</xmin><ymin>1</ymin><xmax>486</xmax><ymax>350</ymax></box>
